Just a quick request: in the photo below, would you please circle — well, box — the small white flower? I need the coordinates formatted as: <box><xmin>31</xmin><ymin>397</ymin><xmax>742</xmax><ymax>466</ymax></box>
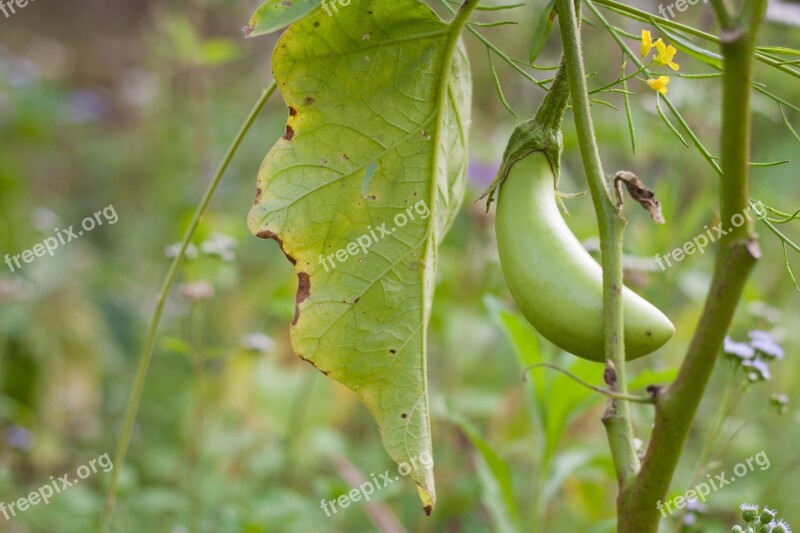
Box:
<box><xmin>179</xmin><ymin>282</ymin><xmax>215</xmax><ymax>302</ymax></box>
<box><xmin>201</xmin><ymin>232</ymin><xmax>237</xmax><ymax>262</ymax></box>
<box><xmin>241</xmin><ymin>333</ymin><xmax>275</xmax><ymax>354</ymax></box>
<box><xmin>164</xmin><ymin>243</ymin><xmax>198</xmax><ymax>259</ymax></box>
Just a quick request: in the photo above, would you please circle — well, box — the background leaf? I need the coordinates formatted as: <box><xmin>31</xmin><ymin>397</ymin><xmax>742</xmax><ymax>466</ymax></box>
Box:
<box><xmin>244</xmin><ymin>0</ymin><xmax>323</xmax><ymax>38</ymax></box>
<box><xmin>247</xmin><ymin>0</ymin><xmax>471</xmax><ymax>510</ymax></box>
<box><xmin>449</xmin><ymin>412</ymin><xmax>521</xmax><ymax>533</ymax></box>
<box><xmin>529</xmin><ymin>0</ymin><xmax>557</xmax><ymax>64</ymax></box>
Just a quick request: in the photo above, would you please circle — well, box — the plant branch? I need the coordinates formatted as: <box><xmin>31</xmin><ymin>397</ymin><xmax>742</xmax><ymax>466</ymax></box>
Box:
<box><xmin>99</xmin><ymin>84</ymin><xmax>276</xmax><ymax>532</ymax></box>
<box><xmin>554</xmin><ymin>0</ymin><xmax>640</xmax><ymax>487</ymax></box>
<box><xmin>618</xmin><ymin>2</ymin><xmax>766</xmax><ymax>530</ymax></box>
<box><xmin>523</xmin><ymin>364</ymin><xmax>655</xmax><ymax>404</ymax></box>
<box><xmin>709</xmin><ymin>0</ymin><xmax>733</xmax><ymax>29</ymax></box>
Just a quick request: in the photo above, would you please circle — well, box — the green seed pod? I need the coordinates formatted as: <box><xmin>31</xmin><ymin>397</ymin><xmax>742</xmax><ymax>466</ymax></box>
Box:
<box><xmin>495</xmin><ymin>152</ymin><xmax>674</xmax><ymax>362</ymax></box>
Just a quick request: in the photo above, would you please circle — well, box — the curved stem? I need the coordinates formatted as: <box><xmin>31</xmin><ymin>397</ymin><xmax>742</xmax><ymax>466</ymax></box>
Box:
<box><xmin>99</xmin><ymin>84</ymin><xmax>277</xmax><ymax>532</ymax></box>
<box><xmin>523</xmin><ymin>364</ymin><xmax>655</xmax><ymax>404</ymax></box>
<box><xmin>554</xmin><ymin>0</ymin><xmax>639</xmax><ymax>487</ymax></box>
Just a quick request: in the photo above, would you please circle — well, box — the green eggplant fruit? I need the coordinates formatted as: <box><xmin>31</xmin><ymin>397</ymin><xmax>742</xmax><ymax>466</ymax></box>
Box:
<box><xmin>496</xmin><ymin>151</ymin><xmax>674</xmax><ymax>362</ymax></box>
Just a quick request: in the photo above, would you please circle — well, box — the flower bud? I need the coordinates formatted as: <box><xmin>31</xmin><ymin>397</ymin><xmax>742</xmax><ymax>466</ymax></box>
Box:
<box><xmin>740</xmin><ymin>503</ymin><xmax>759</xmax><ymax>523</ymax></box>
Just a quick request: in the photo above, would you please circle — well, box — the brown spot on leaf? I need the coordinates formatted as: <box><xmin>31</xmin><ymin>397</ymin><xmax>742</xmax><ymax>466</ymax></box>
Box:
<box><xmin>255</xmin><ymin>230</ymin><xmax>296</xmax><ymax>265</ymax></box>
<box><xmin>242</xmin><ymin>25</ymin><xmax>254</xmax><ymax>37</ymax></box>
<box><xmin>304</xmin><ymin>96</ymin><xmax>315</xmax><ymax>105</ymax></box>
<box><xmin>423</xmin><ymin>504</ymin><xmax>432</xmax><ymax>516</ymax></box>
<box><xmin>313</xmin><ymin>21</ymin><xmax>320</xmax><ymax>28</ymax></box>
<box><xmin>288</xmin><ymin>106</ymin><xmax>297</xmax><ymax>116</ymax></box>
<box><xmin>283</xmin><ymin>125</ymin><xmax>295</xmax><ymax>141</ymax></box>
<box><xmin>292</xmin><ymin>272</ymin><xmax>311</xmax><ymax>325</ymax></box>
<box><xmin>389</xmin><ymin>349</ymin><xmax>396</xmax><ymax>354</ymax></box>
<box><xmin>400</xmin><ymin>413</ymin><xmax>407</xmax><ymax>418</ymax></box>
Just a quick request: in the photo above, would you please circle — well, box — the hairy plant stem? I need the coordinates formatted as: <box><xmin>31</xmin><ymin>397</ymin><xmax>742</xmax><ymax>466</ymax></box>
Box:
<box><xmin>618</xmin><ymin>2</ymin><xmax>766</xmax><ymax>530</ymax></box>
<box><xmin>554</xmin><ymin>0</ymin><xmax>639</xmax><ymax>487</ymax></box>
<box><xmin>99</xmin><ymin>84</ymin><xmax>276</xmax><ymax>532</ymax></box>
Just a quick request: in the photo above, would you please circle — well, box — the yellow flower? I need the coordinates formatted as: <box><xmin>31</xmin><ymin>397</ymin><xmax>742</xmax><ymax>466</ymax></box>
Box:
<box><xmin>640</xmin><ymin>30</ymin><xmax>654</xmax><ymax>58</ymax></box>
<box><xmin>653</xmin><ymin>39</ymin><xmax>680</xmax><ymax>71</ymax></box>
<box><xmin>646</xmin><ymin>76</ymin><xmax>670</xmax><ymax>95</ymax></box>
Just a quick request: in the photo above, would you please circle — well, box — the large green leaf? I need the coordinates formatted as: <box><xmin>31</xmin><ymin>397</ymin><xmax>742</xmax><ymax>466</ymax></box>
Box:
<box><xmin>248</xmin><ymin>0</ymin><xmax>471</xmax><ymax>511</ymax></box>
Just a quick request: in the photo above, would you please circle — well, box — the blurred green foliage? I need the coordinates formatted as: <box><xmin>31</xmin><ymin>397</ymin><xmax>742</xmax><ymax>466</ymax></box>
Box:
<box><xmin>0</xmin><ymin>1</ymin><xmax>799</xmax><ymax>532</ymax></box>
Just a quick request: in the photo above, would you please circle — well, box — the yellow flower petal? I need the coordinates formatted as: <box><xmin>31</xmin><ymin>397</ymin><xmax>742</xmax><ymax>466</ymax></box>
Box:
<box><xmin>646</xmin><ymin>76</ymin><xmax>670</xmax><ymax>95</ymax></box>
<box><xmin>641</xmin><ymin>29</ymin><xmax>654</xmax><ymax>58</ymax></box>
<box><xmin>654</xmin><ymin>41</ymin><xmax>679</xmax><ymax>70</ymax></box>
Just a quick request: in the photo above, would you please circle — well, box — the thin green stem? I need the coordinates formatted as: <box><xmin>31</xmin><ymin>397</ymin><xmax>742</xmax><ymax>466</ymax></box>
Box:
<box><xmin>592</xmin><ymin>0</ymin><xmax>721</xmax><ymax>43</ymax></box>
<box><xmin>709</xmin><ymin>0</ymin><xmax>734</xmax><ymax>29</ymax></box>
<box><xmin>523</xmin><ymin>364</ymin><xmax>655</xmax><ymax>404</ymax></box>
<box><xmin>618</xmin><ymin>2</ymin><xmax>766</xmax><ymax>530</ymax></box>
<box><xmin>675</xmin><ymin>382</ymin><xmax>760</xmax><ymax>530</ymax></box>
<box><xmin>438</xmin><ymin>0</ymin><xmax>548</xmax><ymax>89</ymax></box>
<box><xmin>590</xmin><ymin>63</ymin><xmax>651</xmax><ymax>95</ymax></box>
<box><xmin>99</xmin><ymin>84</ymin><xmax>276</xmax><ymax>532</ymax></box>
<box><xmin>673</xmin><ymin>374</ymin><xmax>742</xmax><ymax>529</ymax></box>
<box><xmin>554</xmin><ymin>0</ymin><xmax>640</xmax><ymax>488</ymax></box>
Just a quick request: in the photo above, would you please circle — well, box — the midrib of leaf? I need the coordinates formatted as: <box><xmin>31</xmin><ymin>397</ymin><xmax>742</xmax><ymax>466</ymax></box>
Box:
<box><xmin>425</xmin><ymin>4</ymin><xmax>475</xmax><ymax>254</ymax></box>
<box><xmin>403</xmin><ymin>4</ymin><xmax>475</xmax><ymax>501</ymax></box>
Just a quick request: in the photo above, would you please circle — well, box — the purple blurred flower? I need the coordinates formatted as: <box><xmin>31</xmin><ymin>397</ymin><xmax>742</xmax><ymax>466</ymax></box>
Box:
<box><xmin>743</xmin><ymin>358</ymin><xmax>771</xmax><ymax>381</ymax></box>
<box><xmin>468</xmin><ymin>161</ymin><xmax>499</xmax><ymax>189</ymax></box>
<box><xmin>69</xmin><ymin>89</ymin><xmax>109</xmax><ymax>123</ymax></box>
<box><xmin>748</xmin><ymin>330</ymin><xmax>784</xmax><ymax>360</ymax></box>
<box><xmin>4</xmin><ymin>425</ymin><xmax>33</xmax><ymax>450</ymax></box>
<box><xmin>723</xmin><ymin>337</ymin><xmax>755</xmax><ymax>360</ymax></box>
